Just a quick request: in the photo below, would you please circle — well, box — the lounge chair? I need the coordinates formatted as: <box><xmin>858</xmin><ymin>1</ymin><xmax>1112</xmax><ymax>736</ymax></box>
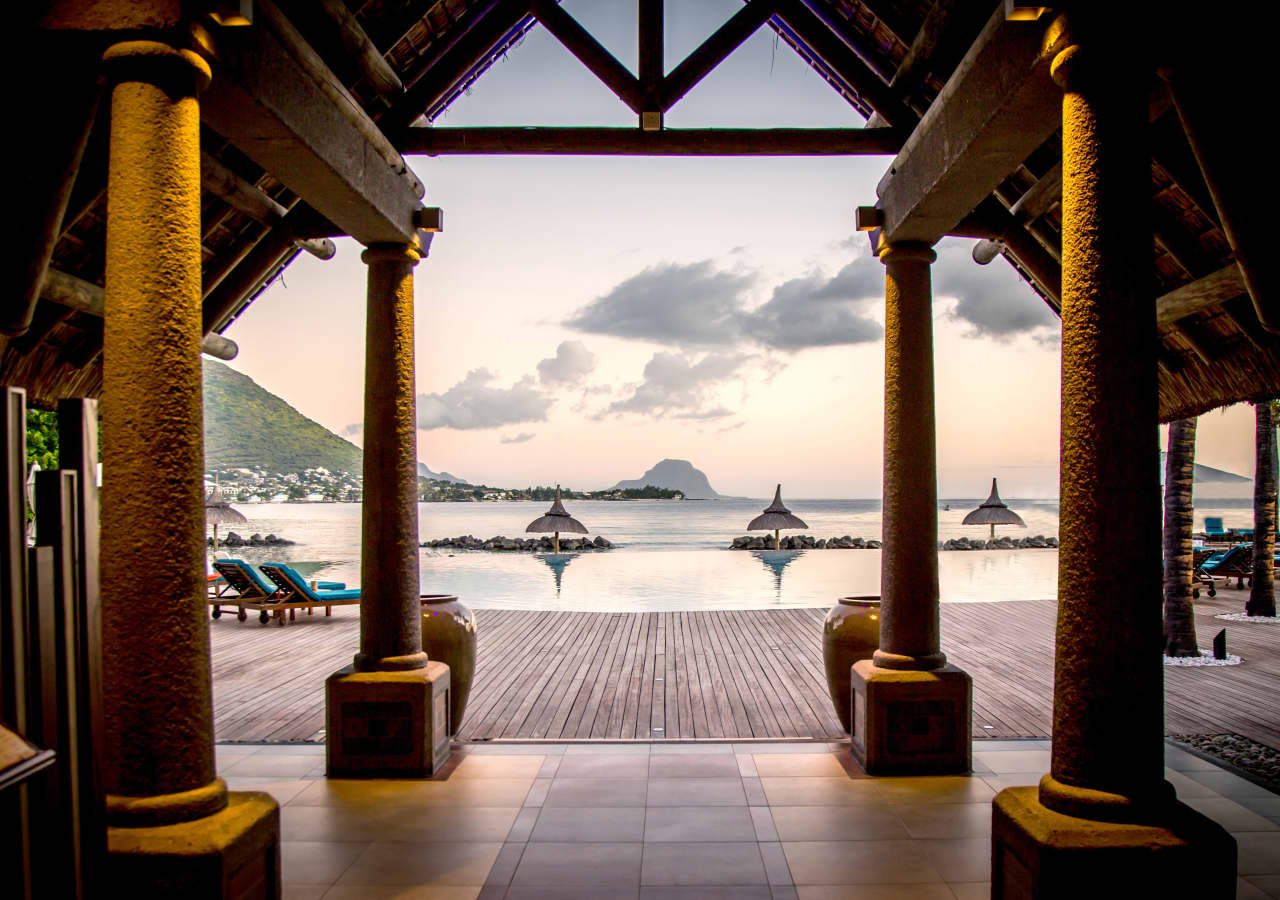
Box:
<box><xmin>210</xmin><ymin>559</ymin><xmax>344</xmax><ymax>621</ymax></box>
<box><xmin>1196</xmin><ymin>545</ymin><xmax>1253</xmax><ymax>593</ymax></box>
<box><xmin>249</xmin><ymin>562</ymin><xmax>361</xmax><ymax>626</ymax></box>
<box><xmin>1203</xmin><ymin>517</ymin><xmax>1227</xmax><ymax>542</ymax></box>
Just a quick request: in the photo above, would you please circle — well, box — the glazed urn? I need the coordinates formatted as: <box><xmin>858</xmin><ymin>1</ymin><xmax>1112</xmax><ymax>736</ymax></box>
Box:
<box><xmin>420</xmin><ymin>594</ymin><xmax>476</xmax><ymax>735</ymax></box>
<box><xmin>822</xmin><ymin>596</ymin><xmax>881</xmax><ymax>732</ymax></box>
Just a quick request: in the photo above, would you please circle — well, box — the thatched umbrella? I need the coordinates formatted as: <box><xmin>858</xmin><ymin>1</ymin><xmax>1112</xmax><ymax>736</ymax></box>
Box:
<box><xmin>205</xmin><ymin>481</ymin><xmax>247</xmax><ymax>553</ymax></box>
<box><xmin>962</xmin><ymin>478</ymin><xmax>1026</xmax><ymax>540</ymax></box>
<box><xmin>748</xmin><ymin>484</ymin><xmax>808</xmax><ymax>551</ymax></box>
<box><xmin>525</xmin><ymin>485</ymin><xmax>588</xmax><ymax>553</ymax></box>
<box><xmin>539</xmin><ymin>553</ymin><xmax>573</xmax><ymax>598</ymax></box>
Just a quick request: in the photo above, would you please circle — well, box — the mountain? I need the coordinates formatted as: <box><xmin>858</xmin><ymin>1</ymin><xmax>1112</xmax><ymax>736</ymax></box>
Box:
<box><xmin>204</xmin><ymin>360</ymin><xmax>364</xmax><ymax>473</ymax></box>
<box><xmin>613</xmin><ymin>459</ymin><xmax>724</xmax><ymax>499</ymax></box>
<box><xmin>1158</xmin><ymin>452</ymin><xmax>1250</xmax><ymax>483</ymax></box>
<box><xmin>1159</xmin><ymin>452</ymin><xmax>1251</xmax><ymax>499</ymax></box>
<box><xmin>204</xmin><ymin>361</ymin><xmax>462</xmax><ymax>480</ymax></box>
<box><xmin>417</xmin><ymin>462</ymin><xmax>465</xmax><ymax>484</ymax></box>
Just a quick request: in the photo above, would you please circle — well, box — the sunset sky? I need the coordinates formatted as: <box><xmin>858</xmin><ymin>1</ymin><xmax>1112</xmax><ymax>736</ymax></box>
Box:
<box><xmin>218</xmin><ymin>0</ymin><xmax>1256</xmax><ymax>498</ymax></box>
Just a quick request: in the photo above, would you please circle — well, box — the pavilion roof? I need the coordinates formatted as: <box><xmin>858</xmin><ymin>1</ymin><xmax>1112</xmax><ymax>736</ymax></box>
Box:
<box><xmin>10</xmin><ymin>1</ymin><xmax>1275</xmax><ymax>421</ymax></box>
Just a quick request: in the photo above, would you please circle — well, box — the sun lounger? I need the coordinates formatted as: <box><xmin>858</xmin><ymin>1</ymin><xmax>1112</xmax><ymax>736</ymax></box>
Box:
<box><xmin>247</xmin><ymin>562</ymin><xmax>361</xmax><ymax>626</ymax></box>
<box><xmin>1203</xmin><ymin>517</ymin><xmax>1227</xmax><ymax>542</ymax></box>
<box><xmin>209</xmin><ymin>558</ymin><xmax>344</xmax><ymax>622</ymax></box>
<box><xmin>1196</xmin><ymin>545</ymin><xmax>1253</xmax><ymax>593</ymax></box>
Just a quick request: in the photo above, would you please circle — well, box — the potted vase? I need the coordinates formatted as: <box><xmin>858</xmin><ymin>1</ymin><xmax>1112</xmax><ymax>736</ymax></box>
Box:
<box><xmin>420</xmin><ymin>594</ymin><xmax>476</xmax><ymax>735</ymax></box>
<box><xmin>822</xmin><ymin>596</ymin><xmax>881</xmax><ymax>733</ymax></box>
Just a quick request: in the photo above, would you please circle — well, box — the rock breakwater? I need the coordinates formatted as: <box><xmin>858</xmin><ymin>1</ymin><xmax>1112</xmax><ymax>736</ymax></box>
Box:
<box><xmin>422</xmin><ymin>535</ymin><xmax>614</xmax><ymax>552</ymax></box>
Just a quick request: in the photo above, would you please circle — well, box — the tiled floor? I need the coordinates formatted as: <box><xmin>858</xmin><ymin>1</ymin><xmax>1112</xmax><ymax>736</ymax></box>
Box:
<box><xmin>217</xmin><ymin>739</ymin><xmax>1280</xmax><ymax>899</ymax></box>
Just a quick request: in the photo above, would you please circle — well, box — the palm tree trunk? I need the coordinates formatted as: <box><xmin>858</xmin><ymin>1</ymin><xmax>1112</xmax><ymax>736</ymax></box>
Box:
<box><xmin>1247</xmin><ymin>400</ymin><xmax>1277</xmax><ymax>617</ymax></box>
<box><xmin>1163</xmin><ymin>417</ymin><xmax>1199</xmax><ymax>655</ymax></box>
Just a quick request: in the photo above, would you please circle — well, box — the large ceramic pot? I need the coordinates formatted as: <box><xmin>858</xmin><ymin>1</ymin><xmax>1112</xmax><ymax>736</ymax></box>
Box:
<box><xmin>822</xmin><ymin>596</ymin><xmax>881</xmax><ymax>733</ymax></box>
<box><xmin>420</xmin><ymin>594</ymin><xmax>476</xmax><ymax>735</ymax></box>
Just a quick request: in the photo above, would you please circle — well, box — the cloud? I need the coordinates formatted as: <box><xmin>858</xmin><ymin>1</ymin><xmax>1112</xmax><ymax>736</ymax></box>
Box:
<box><xmin>340</xmin><ymin>423</ymin><xmax>362</xmax><ymax>437</ymax></box>
<box><xmin>566</xmin><ymin>260</ymin><xmax>755</xmax><ymax>346</ymax></box>
<box><xmin>567</xmin><ymin>257</ymin><xmax>883</xmax><ymax>352</ymax></box>
<box><xmin>417</xmin><ymin>369</ymin><xmax>553</xmax><ymax>430</ymax></box>
<box><xmin>743</xmin><ymin>258</ymin><xmax>883</xmax><ymax>349</ymax></box>
<box><xmin>935</xmin><ymin>243</ymin><xmax>1058</xmax><ymax>343</ymax></box>
<box><xmin>501</xmin><ymin>432</ymin><xmax>536</xmax><ymax>444</ymax></box>
<box><xmin>604</xmin><ymin>351</ymin><xmax>750</xmax><ymax>420</ymax></box>
<box><xmin>537</xmin><ymin>340</ymin><xmax>597</xmax><ymax>384</ymax></box>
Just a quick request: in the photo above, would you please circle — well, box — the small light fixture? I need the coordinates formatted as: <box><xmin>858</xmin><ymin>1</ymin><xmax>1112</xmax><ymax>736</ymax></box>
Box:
<box><xmin>640</xmin><ymin>111</ymin><xmax>663</xmax><ymax>132</ymax></box>
<box><xmin>209</xmin><ymin>0</ymin><xmax>253</xmax><ymax>26</ymax></box>
<box><xmin>414</xmin><ymin>207</ymin><xmax>444</xmax><ymax>233</ymax></box>
<box><xmin>855</xmin><ymin>206</ymin><xmax>883</xmax><ymax>232</ymax></box>
<box><xmin>1004</xmin><ymin>0</ymin><xmax>1050</xmax><ymax>21</ymax></box>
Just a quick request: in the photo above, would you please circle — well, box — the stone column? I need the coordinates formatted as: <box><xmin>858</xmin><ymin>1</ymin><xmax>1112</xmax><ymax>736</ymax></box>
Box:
<box><xmin>326</xmin><ymin>242</ymin><xmax>450</xmax><ymax>777</ymax></box>
<box><xmin>991</xmin><ymin>13</ymin><xmax>1234</xmax><ymax>897</ymax></box>
<box><xmin>99</xmin><ymin>40</ymin><xmax>279</xmax><ymax>895</ymax></box>
<box><xmin>356</xmin><ymin>244</ymin><xmax>429</xmax><ymax>673</ymax></box>
<box><xmin>849</xmin><ymin>241</ymin><xmax>971</xmax><ymax>775</ymax></box>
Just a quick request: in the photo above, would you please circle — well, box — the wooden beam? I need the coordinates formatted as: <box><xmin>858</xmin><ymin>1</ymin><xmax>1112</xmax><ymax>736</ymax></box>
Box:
<box><xmin>201</xmin><ymin>220</ymin><xmax>302</xmax><ymax>336</ymax></box>
<box><xmin>1156</xmin><ymin>264</ymin><xmax>1248</xmax><ymax>328</ymax></box>
<box><xmin>200</xmin><ymin>152</ymin><xmax>337</xmax><ymax>259</ymax></box>
<box><xmin>773</xmin><ymin>0</ymin><xmax>913</xmax><ymax>126</ymax></box>
<box><xmin>876</xmin><ymin>6</ymin><xmax>1059</xmax><ymax>244</ymax></box>
<box><xmin>532</xmin><ymin>0</ymin><xmax>643</xmax><ymax>112</ymax></box>
<box><xmin>398</xmin><ymin>126</ymin><xmax>904</xmax><ymax>156</ymax></box>
<box><xmin>313</xmin><ymin>0</ymin><xmax>404</xmax><ymax>98</ymax></box>
<box><xmin>639</xmin><ymin>0</ymin><xmax>663</xmax><ymax>111</ymax></box>
<box><xmin>39</xmin><ymin>269</ymin><xmax>239</xmax><ymax>360</ymax></box>
<box><xmin>201</xmin><ymin>0</ymin><xmax>424</xmax><ymax>245</ymax></box>
<box><xmin>1167</xmin><ymin>66</ymin><xmax>1279</xmax><ymax>332</ymax></box>
<box><xmin>380</xmin><ymin>0</ymin><xmax>531</xmax><ymax>133</ymax></box>
<box><xmin>660</xmin><ymin>1</ymin><xmax>776</xmax><ymax>112</ymax></box>
<box><xmin>1011</xmin><ymin>162</ymin><xmax>1061</xmax><ymax>221</ymax></box>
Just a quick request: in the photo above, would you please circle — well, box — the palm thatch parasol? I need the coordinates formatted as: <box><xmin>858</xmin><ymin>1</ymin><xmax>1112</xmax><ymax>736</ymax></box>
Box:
<box><xmin>962</xmin><ymin>478</ymin><xmax>1026</xmax><ymax>539</ymax></box>
<box><xmin>539</xmin><ymin>553</ymin><xmax>573</xmax><ymax>597</ymax></box>
<box><xmin>525</xmin><ymin>485</ymin><xmax>588</xmax><ymax>553</ymax></box>
<box><xmin>205</xmin><ymin>481</ymin><xmax>247</xmax><ymax>553</ymax></box>
<box><xmin>747</xmin><ymin>484</ymin><xmax>808</xmax><ymax>551</ymax></box>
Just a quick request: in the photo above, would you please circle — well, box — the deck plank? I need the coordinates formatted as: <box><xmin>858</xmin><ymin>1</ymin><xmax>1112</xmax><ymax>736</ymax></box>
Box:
<box><xmin>210</xmin><ymin>588</ymin><xmax>1280</xmax><ymax>747</ymax></box>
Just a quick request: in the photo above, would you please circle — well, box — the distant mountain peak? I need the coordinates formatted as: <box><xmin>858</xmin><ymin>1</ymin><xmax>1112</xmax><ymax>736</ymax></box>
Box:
<box><xmin>417</xmin><ymin>461</ymin><xmax>465</xmax><ymax>484</ymax></box>
<box><xmin>613</xmin><ymin>459</ymin><xmax>723</xmax><ymax>499</ymax></box>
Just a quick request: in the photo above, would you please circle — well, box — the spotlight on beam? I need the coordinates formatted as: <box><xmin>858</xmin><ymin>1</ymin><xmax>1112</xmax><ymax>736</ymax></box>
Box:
<box><xmin>855</xmin><ymin>206</ymin><xmax>883</xmax><ymax>232</ymax></box>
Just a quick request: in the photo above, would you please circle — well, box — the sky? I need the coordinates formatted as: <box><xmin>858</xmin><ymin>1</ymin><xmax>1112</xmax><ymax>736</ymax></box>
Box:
<box><xmin>219</xmin><ymin>0</ymin><xmax>1258</xmax><ymax>498</ymax></box>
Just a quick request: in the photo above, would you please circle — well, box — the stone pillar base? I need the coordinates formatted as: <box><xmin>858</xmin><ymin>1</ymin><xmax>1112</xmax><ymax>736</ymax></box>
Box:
<box><xmin>107</xmin><ymin>791</ymin><xmax>280</xmax><ymax>898</ymax></box>
<box><xmin>850</xmin><ymin>660</ymin><xmax>971</xmax><ymax>775</ymax></box>
<box><xmin>326</xmin><ymin>661</ymin><xmax>451</xmax><ymax>777</ymax></box>
<box><xmin>993</xmin><ymin>785</ymin><xmax>1236</xmax><ymax>898</ymax></box>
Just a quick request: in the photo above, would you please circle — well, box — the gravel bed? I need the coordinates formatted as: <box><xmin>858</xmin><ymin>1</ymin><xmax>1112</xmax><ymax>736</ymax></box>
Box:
<box><xmin>1169</xmin><ymin>733</ymin><xmax>1280</xmax><ymax>793</ymax></box>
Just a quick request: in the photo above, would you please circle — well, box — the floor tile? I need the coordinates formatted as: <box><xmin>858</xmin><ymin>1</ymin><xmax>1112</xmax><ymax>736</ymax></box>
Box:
<box><xmin>521</xmin><ymin>778</ymin><xmax>551</xmax><ymax>808</ymax></box>
<box><xmin>222</xmin><ymin>754</ymin><xmax>322</xmax><ymax>778</ymax></box>
<box><xmin>751</xmin><ymin>806</ymin><xmax>780</xmax><ymax>841</ymax></box>
<box><xmin>949</xmin><ymin>883</ymin><xmax>991</xmax><ymax>900</ymax></box>
<box><xmin>530</xmin><ymin>807</ymin><xmax>646</xmax><ymax>842</ymax></box>
<box><xmin>737</xmin><ymin>754</ymin><xmax>760</xmax><ymax>777</ymax></box>
<box><xmin>971</xmin><ymin>750</ymin><xmax>1050</xmax><ymax>774</ymax></box>
<box><xmin>649</xmin><ymin>753</ymin><xmax>742</xmax><ymax>778</ymax></box>
<box><xmin>979</xmin><ymin>774</ymin><xmax>1041</xmax><ymax>792</ymax></box>
<box><xmin>1188</xmin><ymin>770</ymin><xmax>1280</xmax><ymax>800</ymax></box>
<box><xmin>1244</xmin><ymin>874</ymin><xmax>1280</xmax><ymax>898</ymax></box>
<box><xmin>796</xmin><ymin>886</ymin><xmax>956</xmax><ymax>900</ymax></box>
<box><xmin>760</xmin><ymin>777</ymin><xmax>885</xmax><ymax>807</ymax></box>
<box><xmin>744</xmin><ymin>777</ymin><xmax>769</xmax><ymax>806</ymax></box>
<box><xmin>769</xmin><ymin>806</ymin><xmax>908</xmax><ymax>841</ymax></box>
<box><xmin>281</xmin><ymin>841</ymin><xmax>368</xmax><ymax>885</ymax></box>
<box><xmin>564</xmin><ymin>743</ymin><xmax>651</xmax><ymax>755</ymax></box>
<box><xmin>320</xmin><ymin>888</ymin><xmax>481</xmax><ymax>899</ymax></box>
<box><xmin>782</xmin><ymin>840</ymin><xmax>943</xmax><ymax>885</ymax></box>
<box><xmin>1241</xmin><ymin>797</ymin><xmax>1280</xmax><ymax>823</ymax></box>
<box><xmin>281</xmin><ymin>805</ymin><xmax>388</xmax><ymax>843</ymax></box>
<box><xmin>735</xmin><ymin>743</ymin><xmax>842</xmax><ymax>755</ymax></box>
<box><xmin>969</xmin><ymin>740</ymin><xmax>1050</xmax><ymax>752</ymax></box>
<box><xmin>335</xmin><ymin>842</ymin><xmax>502</xmax><ymax>887</ymax></box>
<box><xmin>770</xmin><ymin>885</ymin><xmax>800</xmax><ymax>900</ymax></box>
<box><xmin>557</xmin><ymin>753</ymin><xmax>652</xmax><ymax>778</ymax></box>
<box><xmin>760</xmin><ymin>842</ymin><xmax>794</xmax><ymax>886</ymax></box>
<box><xmin>1185</xmin><ymin>797</ymin><xmax>1280</xmax><ymax>833</ymax></box>
<box><xmin>641</xmin><ymin>889</ymin><xmax>771</xmax><ymax>899</ymax></box>
<box><xmin>647</xmin><ymin>778</ymin><xmax>747</xmax><ymax>806</ymax></box>
<box><xmin>543</xmin><ymin>778</ymin><xmax>648</xmax><ymax>807</ymax></box>
<box><xmin>644</xmin><ymin>806</ymin><xmax>757</xmax><ymax>841</ymax></box>
<box><xmin>640</xmin><ymin>842</ymin><xmax>767</xmax><ymax>886</ymax></box>
<box><xmin>506</xmin><ymin>807</ymin><xmax>540</xmax><ymax>843</ymax></box>
<box><xmin>384</xmin><ymin>807</ymin><xmax>522</xmax><ymax>843</ymax></box>
<box><xmin>893</xmin><ymin>802</ymin><xmax>993</xmax><ymax>839</ymax></box>
<box><xmin>280</xmin><ymin>886</ymin><xmax>327</xmax><ymax>900</ymax></box>
<box><xmin>225</xmin><ymin>776</ymin><xmax>313</xmax><ymax>806</ymax></box>
<box><xmin>461</xmin><ymin>743</ymin><xmax>566</xmax><ymax>756</ymax></box>
<box><xmin>752</xmin><ymin>754</ymin><xmax>849</xmax><ymax>778</ymax></box>
<box><xmin>507</xmin><ymin>889</ymin><xmax>638</xmax><ymax>900</ymax></box>
<box><xmin>483</xmin><ymin>842</ymin><xmax>526</xmax><ymax>887</ymax></box>
<box><xmin>1164</xmin><ymin>745</ymin><xmax>1224</xmax><ymax>772</ymax></box>
<box><xmin>650</xmin><ymin>743</ymin><xmax>734</xmax><ymax>754</ymax></box>
<box><xmin>1239</xmin><ymin>832</ymin><xmax>1280</xmax><ymax>876</ymax></box>
<box><xmin>510</xmin><ymin>842</ymin><xmax>644</xmax><ymax>887</ymax></box>
<box><xmin>917</xmin><ymin>838</ymin><xmax>991</xmax><ymax>883</ymax></box>
<box><xmin>1239</xmin><ymin>877</ymin><xmax>1274</xmax><ymax>899</ymax></box>
<box><xmin>872</xmin><ymin>777</ymin><xmax>997</xmax><ymax>805</ymax></box>
<box><xmin>448</xmin><ymin>755</ymin><xmax>545</xmax><ymax>780</ymax></box>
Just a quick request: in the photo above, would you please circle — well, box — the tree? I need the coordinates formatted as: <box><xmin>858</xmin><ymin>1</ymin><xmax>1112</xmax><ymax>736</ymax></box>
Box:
<box><xmin>1163</xmin><ymin>417</ymin><xmax>1199</xmax><ymax>655</ymax></box>
<box><xmin>1247</xmin><ymin>400</ymin><xmax>1277</xmax><ymax>617</ymax></box>
<box><xmin>26</xmin><ymin>409</ymin><xmax>59</xmax><ymax>471</ymax></box>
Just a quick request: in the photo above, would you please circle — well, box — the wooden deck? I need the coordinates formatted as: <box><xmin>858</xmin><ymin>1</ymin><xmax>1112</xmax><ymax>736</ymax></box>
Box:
<box><xmin>211</xmin><ymin>587</ymin><xmax>1280</xmax><ymax>747</ymax></box>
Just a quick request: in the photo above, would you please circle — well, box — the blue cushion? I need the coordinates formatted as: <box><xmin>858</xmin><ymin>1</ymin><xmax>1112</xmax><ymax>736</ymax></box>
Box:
<box><xmin>262</xmin><ymin>562</ymin><xmax>359</xmax><ymax>602</ymax></box>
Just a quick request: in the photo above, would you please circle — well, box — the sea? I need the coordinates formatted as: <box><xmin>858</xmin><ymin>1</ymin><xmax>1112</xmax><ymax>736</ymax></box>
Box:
<box><xmin>210</xmin><ymin>498</ymin><xmax>1256</xmax><ymax>612</ymax></box>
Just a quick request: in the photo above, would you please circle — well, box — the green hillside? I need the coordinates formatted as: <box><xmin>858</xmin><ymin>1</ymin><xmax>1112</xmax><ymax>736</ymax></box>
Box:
<box><xmin>203</xmin><ymin>360</ymin><xmax>362</xmax><ymax>473</ymax></box>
